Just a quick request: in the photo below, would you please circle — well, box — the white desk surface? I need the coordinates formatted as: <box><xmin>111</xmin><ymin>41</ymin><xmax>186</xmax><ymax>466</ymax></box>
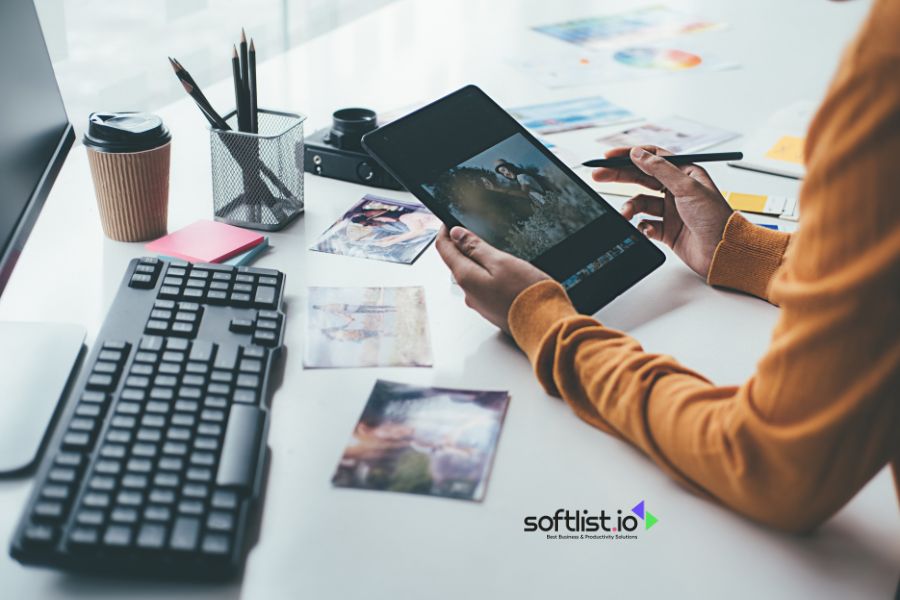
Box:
<box><xmin>1</xmin><ymin>0</ymin><xmax>897</xmax><ymax>598</ymax></box>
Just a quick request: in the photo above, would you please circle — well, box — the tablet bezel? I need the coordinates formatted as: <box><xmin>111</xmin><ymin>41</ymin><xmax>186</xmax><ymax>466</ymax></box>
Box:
<box><xmin>361</xmin><ymin>85</ymin><xmax>665</xmax><ymax>314</ymax></box>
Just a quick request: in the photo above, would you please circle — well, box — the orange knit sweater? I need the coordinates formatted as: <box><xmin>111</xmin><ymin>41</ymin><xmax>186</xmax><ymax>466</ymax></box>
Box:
<box><xmin>507</xmin><ymin>0</ymin><xmax>900</xmax><ymax>532</ymax></box>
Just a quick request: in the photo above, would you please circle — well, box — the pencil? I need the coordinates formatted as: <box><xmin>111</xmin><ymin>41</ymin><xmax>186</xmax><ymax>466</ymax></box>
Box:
<box><xmin>249</xmin><ymin>38</ymin><xmax>258</xmax><ymax>133</ymax></box>
<box><xmin>168</xmin><ymin>57</ymin><xmax>230</xmax><ymax>130</ymax></box>
<box><xmin>582</xmin><ymin>151</ymin><xmax>743</xmax><ymax>168</ymax></box>
<box><xmin>239</xmin><ymin>28</ymin><xmax>249</xmax><ymax>132</ymax></box>
<box><xmin>232</xmin><ymin>45</ymin><xmax>243</xmax><ymax>130</ymax></box>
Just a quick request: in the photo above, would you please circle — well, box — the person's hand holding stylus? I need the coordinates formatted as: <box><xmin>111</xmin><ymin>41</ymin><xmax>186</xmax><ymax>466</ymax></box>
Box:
<box><xmin>592</xmin><ymin>145</ymin><xmax>734</xmax><ymax>278</ymax></box>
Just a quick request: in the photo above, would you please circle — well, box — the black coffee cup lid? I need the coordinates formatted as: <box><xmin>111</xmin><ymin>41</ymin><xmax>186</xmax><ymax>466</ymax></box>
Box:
<box><xmin>84</xmin><ymin>112</ymin><xmax>171</xmax><ymax>152</ymax></box>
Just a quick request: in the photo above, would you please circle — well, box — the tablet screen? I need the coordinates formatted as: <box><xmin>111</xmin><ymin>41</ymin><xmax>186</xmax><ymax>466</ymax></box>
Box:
<box><xmin>362</xmin><ymin>85</ymin><xmax>664</xmax><ymax>314</ymax></box>
<box><xmin>422</xmin><ymin>132</ymin><xmax>605</xmax><ymax>261</ymax></box>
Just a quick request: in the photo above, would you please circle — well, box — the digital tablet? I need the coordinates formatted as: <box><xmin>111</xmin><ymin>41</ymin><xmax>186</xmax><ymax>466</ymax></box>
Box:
<box><xmin>361</xmin><ymin>85</ymin><xmax>665</xmax><ymax>314</ymax></box>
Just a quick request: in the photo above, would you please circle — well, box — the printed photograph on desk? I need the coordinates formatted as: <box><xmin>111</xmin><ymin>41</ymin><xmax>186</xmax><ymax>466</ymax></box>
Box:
<box><xmin>310</xmin><ymin>194</ymin><xmax>441</xmax><ymax>264</ymax></box>
<box><xmin>304</xmin><ymin>286</ymin><xmax>433</xmax><ymax>368</ymax></box>
<box><xmin>332</xmin><ymin>380</ymin><xmax>510</xmax><ymax>502</ymax></box>
<box><xmin>596</xmin><ymin>116</ymin><xmax>738</xmax><ymax>154</ymax></box>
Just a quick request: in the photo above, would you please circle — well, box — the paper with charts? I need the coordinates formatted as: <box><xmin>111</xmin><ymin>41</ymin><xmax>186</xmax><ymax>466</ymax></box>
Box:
<box><xmin>332</xmin><ymin>379</ymin><xmax>510</xmax><ymax>502</ymax></box>
<box><xmin>304</xmin><ymin>286</ymin><xmax>433</xmax><ymax>368</ymax></box>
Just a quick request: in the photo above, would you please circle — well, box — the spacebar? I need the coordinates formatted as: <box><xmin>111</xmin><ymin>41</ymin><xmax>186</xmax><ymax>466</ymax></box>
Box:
<box><xmin>216</xmin><ymin>405</ymin><xmax>264</xmax><ymax>493</ymax></box>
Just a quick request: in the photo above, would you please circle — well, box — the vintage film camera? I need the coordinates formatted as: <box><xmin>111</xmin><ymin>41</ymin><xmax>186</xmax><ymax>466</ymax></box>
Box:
<box><xmin>303</xmin><ymin>108</ymin><xmax>403</xmax><ymax>190</ymax></box>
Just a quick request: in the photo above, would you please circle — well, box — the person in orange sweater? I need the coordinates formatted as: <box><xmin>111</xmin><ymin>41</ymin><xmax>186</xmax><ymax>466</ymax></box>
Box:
<box><xmin>435</xmin><ymin>0</ymin><xmax>899</xmax><ymax>532</ymax></box>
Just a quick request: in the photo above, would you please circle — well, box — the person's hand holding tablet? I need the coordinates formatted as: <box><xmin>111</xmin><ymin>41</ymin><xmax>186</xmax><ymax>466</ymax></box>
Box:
<box><xmin>435</xmin><ymin>225</ymin><xmax>550</xmax><ymax>334</ymax></box>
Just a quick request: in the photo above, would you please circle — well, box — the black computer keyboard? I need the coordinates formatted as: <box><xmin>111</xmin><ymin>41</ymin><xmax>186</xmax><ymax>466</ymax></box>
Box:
<box><xmin>9</xmin><ymin>257</ymin><xmax>285</xmax><ymax>579</ymax></box>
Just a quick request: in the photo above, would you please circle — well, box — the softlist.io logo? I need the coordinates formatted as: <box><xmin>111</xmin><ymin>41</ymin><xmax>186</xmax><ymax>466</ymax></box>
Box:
<box><xmin>523</xmin><ymin>500</ymin><xmax>659</xmax><ymax>541</ymax></box>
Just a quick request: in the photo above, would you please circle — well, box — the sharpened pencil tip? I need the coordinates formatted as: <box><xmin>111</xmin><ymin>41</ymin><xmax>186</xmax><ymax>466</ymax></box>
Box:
<box><xmin>241</xmin><ymin>28</ymin><xmax>246</xmax><ymax>42</ymax></box>
<box><xmin>233</xmin><ymin>45</ymin><xmax>238</xmax><ymax>58</ymax></box>
<box><xmin>250</xmin><ymin>38</ymin><xmax>255</xmax><ymax>52</ymax></box>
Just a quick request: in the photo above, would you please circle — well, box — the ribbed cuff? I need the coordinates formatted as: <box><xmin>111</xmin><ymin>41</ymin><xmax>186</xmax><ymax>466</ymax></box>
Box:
<box><xmin>508</xmin><ymin>280</ymin><xmax>579</xmax><ymax>363</ymax></box>
<box><xmin>707</xmin><ymin>213</ymin><xmax>791</xmax><ymax>300</ymax></box>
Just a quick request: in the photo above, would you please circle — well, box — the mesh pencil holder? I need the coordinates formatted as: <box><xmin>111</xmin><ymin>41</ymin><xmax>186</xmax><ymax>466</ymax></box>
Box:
<box><xmin>210</xmin><ymin>108</ymin><xmax>306</xmax><ymax>231</ymax></box>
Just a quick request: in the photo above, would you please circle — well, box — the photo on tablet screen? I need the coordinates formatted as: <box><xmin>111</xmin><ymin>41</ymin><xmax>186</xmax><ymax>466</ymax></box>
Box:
<box><xmin>422</xmin><ymin>133</ymin><xmax>606</xmax><ymax>260</ymax></box>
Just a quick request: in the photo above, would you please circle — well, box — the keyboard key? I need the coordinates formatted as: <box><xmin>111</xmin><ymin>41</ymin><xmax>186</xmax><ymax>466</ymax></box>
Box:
<box><xmin>137</xmin><ymin>523</ymin><xmax>168</xmax><ymax>549</ymax></box>
<box><xmin>211</xmin><ymin>490</ymin><xmax>238</xmax><ymax>510</ymax></box>
<box><xmin>171</xmin><ymin>413</ymin><xmax>196</xmax><ymax>427</ymax></box>
<box><xmin>253</xmin><ymin>330</ymin><xmax>278</xmax><ymax>346</ymax></box>
<box><xmin>134</xmin><ymin>351</ymin><xmax>159</xmax><ymax>364</ymax></box>
<box><xmin>154</xmin><ymin>472</ymin><xmax>180</xmax><ymax>487</ymax></box>
<box><xmin>188</xmin><ymin>340</ymin><xmax>215</xmax><ymax>363</ymax></box>
<box><xmin>150</xmin><ymin>309</ymin><xmax>172</xmax><ymax>321</ymax></box>
<box><xmin>234</xmin><ymin>389</ymin><xmax>257</xmax><ymax>404</ymax></box>
<box><xmin>130</xmin><ymin>363</ymin><xmax>154</xmax><ymax>376</ymax></box>
<box><xmin>68</xmin><ymin>526</ymin><xmax>99</xmax><ymax>547</ymax></box>
<box><xmin>256</xmin><ymin>319</ymin><xmax>278</xmax><ymax>331</ymax></box>
<box><xmin>162</xmin><ymin>351</ymin><xmax>185</xmax><ymax>363</ymax></box>
<box><xmin>33</xmin><ymin>501</ymin><xmax>64</xmax><ymax>521</ymax></box>
<box><xmin>100</xmin><ymin>444</ymin><xmax>127</xmax><ymax>459</ymax></box>
<box><xmin>141</xmin><ymin>414</ymin><xmax>166</xmax><ymax>428</ymax></box>
<box><xmin>158</xmin><ymin>457</ymin><xmax>183</xmax><ymax>471</ymax></box>
<box><xmin>87</xmin><ymin>373</ymin><xmax>114</xmax><ymax>389</ymax></box>
<box><xmin>239</xmin><ymin>358</ymin><xmax>263</xmax><ymax>374</ymax></box>
<box><xmin>76</xmin><ymin>510</ymin><xmax>105</xmax><ymax>526</ymax></box>
<box><xmin>48</xmin><ymin>467</ymin><xmax>76</xmax><ymax>483</ymax></box>
<box><xmin>116</xmin><ymin>490</ymin><xmax>143</xmax><ymax>506</ymax></box>
<box><xmin>253</xmin><ymin>285</ymin><xmax>277</xmax><ymax>308</ymax></box>
<box><xmin>178</xmin><ymin>302</ymin><xmax>201</xmax><ymax>312</ymax></box>
<box><xmin>166</xmin><ymin>337</ymin><xmax>190</xmax><ymax>351</ymax></box>
<box><xmin>122</xmin><ymin>474</ymin><xmax>148</xmax><ymax>489</ymax></box>
<box><xmin>229</xmin><ymin>318</ymin><xmax>253</xmax><ymax>333</ymax></box>
<box><xmin>111</xmin><ymin>507</ymin><xmax>138</xmax><ymax>524</ymax></box>
<box><xmin>178</xmin><ymin>499</ymin><xmax>204</xmax><ymax>515</ymax></box>
<box><xmin>144</xmin><ymin>505</ymin><xmax>172</xmax><ymax>522</ymax></box>
<box><xmin>169</xmin><ymin>517</ymin><xmax>200</xmax><ymax>551</ymax></box>
<box><xmin>171</xmin><ymin>322</ymin><xmax>194</xmax><ymax>336</ymax></box>
<box><xmin>130</xmin><ymin>273</ymin><xmax>153</xmax><ymax>288</ymax></box>
<box><xmin>55</xmin><ymin>452</ymin><xmax>83</xmax><ymax>468</ymax></box>
<box><xmin>83</xmin><ymin>492</ymin><xmax>110</xmax><ymax>509</ymax></box>
<box><xmin>103</xmin><ymin>525</ymin><xmax>133</xmax><ymax>547</ymax></box>
<box><xmin>75</xmin><ymin>402</ymin><xmax>101</xmax><ymax>417</ymax></box>
<box><xmin>181</xmin><ymin>483</ymin><xmax>209</xmax><ymax>500</ymax></box>
<box><xmin>186</xmin><ymin>467</ymin><xmax>212</xmax><ymax>482</ymax></box>
<box><xmin>205</xmin><ymin>396</ymin><xmax>228</xmax><ymax>410</ymax></box>
<box><xmin>93</xmin><ymin>361</ymin><xmax>119</xmax><ymax>374</ymax></box>
<box><xmin>242</xmin><ymin>346</ymin><xmax>266</xmax><ymax>359</ymax></box>
<box><xmin>207</xmin><ymin>511</ymin><xmax>235</xmax><ymax>532</ymax></box>
<box><xmin>95</xmin><ymin>460</ymin><xmax>122</xmax><ymax>475</ymax></box>
<box><xmin>41</xmin><ymin>484</ymin><xmax>71</xmax><ymax>502</ymax></box>
<box><xmin>213</xmin><ymin>345</ymin><xmax>239</xmax><ymax>371</ymax></box>
<box><xmin>62</xmin><ymin>431</ymin><xmax>91</xmax><ymax>449</ymax></box>
<box><xmin>198</xmin><ymin>423</ymin><xmax>222</xmax><ymax>437</ymax></box>
<box><xmin>237</xmin><ymin>374</ymin><xmax>260</xmax><ymax>389</ymax></box>
<box><xmin>80</xmin><ymin>390</ymin><xmax>107</xmax><ymax>404</ymax></box>
<box><xmin>23</xmin><ymin>523</ymin><xmax>57</xmax><ymax>546</ymax></box>
<box><xmin>146</xmin><ymin>320</ymin><xmax>169</xmax><ymax>334</ymax></box>
<box><xmin>149</xmin><ymin>489</ymin><xmax>176</xmax><ymax>505</ymax></box>
<box><xmin>126</xmin><ymin>458</ymin><xmax>152</xmax><ymax>473</ymax></box>
<box><xmin>140</xmin><ymin>334</ymin><xmax>166</xmax><ymax>350</ymax></box>
<box><xmin>216</xmin><ymin>405</ymin><xmax>264</xmax><ymax>491</ymax></box>
<box><xmin>201</xmin><ymin>533</ymin><xmax>231</xmax><ymax>556</ymax></box>
<box><xmin>89</xmin><ymin>476</ymin><xmax>116</xmax><ymax>491</ymax></box>
<box><xmin>158</xmin><ymin>362</ymin><xmax>181</xmax><ymax>375</ymax></box>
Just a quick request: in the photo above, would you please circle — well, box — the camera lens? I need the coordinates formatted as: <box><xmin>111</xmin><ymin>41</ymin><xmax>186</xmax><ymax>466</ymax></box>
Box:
<box><xmin>327</xmin><ymin>107</ymin><xmax>377</xmax><ymax>151</ymax></box>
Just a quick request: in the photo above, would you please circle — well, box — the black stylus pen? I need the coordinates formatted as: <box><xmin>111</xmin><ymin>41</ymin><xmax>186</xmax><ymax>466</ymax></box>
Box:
<box><xmin>582</xmin><ymin>151</ymin><xmax>743</xmax><ymax>168</ymax></box>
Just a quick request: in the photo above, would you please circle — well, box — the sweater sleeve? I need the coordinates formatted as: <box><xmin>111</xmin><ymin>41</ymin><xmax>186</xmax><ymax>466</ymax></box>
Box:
<box><xmin>508</xmin><ymin>0</ymin><xmax>900</xmax><ymax>532</ymax></box>
<box><xmin>706</xmin><ymin>213</ymin><xmax>791</xmax><ymax>302</ymax></box>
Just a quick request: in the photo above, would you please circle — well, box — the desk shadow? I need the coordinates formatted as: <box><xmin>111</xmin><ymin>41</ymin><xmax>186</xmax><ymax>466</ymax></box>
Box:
<box><xmin>769</xmin><ymin>516</ymin><xmax>900</xmax><ymax>592</ymax></box>
<box><xmin>596</xmin><ymin>265</ymin><xmax>700</xmax><ymax>332</ymax></box>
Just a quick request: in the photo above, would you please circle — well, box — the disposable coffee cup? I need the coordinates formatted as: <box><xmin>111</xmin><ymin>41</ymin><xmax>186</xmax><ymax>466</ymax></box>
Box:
<box><xmin>84</xmin><ymin>112</ymin><xmax>172</xmax><ymax>242</ymax></box>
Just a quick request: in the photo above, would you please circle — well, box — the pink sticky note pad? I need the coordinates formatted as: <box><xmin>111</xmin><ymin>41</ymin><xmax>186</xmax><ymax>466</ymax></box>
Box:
<box><xmin>145</xmin><ymin>220</ymin><xmax>263</xmax><ymax>263</ymax></box>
